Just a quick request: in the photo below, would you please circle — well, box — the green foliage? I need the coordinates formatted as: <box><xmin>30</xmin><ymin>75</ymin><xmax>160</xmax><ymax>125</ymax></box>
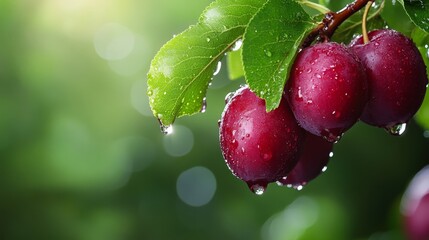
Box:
<box><xmin>147</xmin><ymin>0</ymin><xmax>266</xmax><ymax>126</ymax></box>
<box><xmin>148</xmin><ymin>0</ymin><xmax>429</xmax><ymax>131</ymax></box>
<box><xmin>242</xmin><ymin>0</ymin><xmax>315</xmax><ymax>111</ymax></box>
<box><xmin>402</xmin><ymin>0</ymin><xmax>429</xmax><ymax>33</ymax></box>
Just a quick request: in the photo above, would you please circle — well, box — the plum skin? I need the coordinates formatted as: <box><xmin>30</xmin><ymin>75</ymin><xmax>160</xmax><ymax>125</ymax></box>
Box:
<box><xmin>350</xmin><ymin>29</ymin><xmax>428</xmax><ymax>128</ymax></box>
<box><xmin>286</xmin><ymin>42</ymin><xmax>368</xmax><ymax>142</ymax></box>
<box><xmin>279</xmin><ymin>131</ymin><xmax>333</xmax><ymax>188</ymax></box>
<box><xmin>401</xmin><ymin>166</ymin><xmax>429</xmax><ymax>240</ymax></box>
<box><xmin>219</xmin><ymin>86</ymin><xmax>304</xmax><ymax>190</ymax></box>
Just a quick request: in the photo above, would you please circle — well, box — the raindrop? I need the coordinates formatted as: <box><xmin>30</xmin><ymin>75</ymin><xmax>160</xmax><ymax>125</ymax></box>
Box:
<box><xmin>201</xmin><ymin>97</ymin><xmax>207</xmax><ymax>113</ymax></box>
<box><xmin>386</xmin><ymin>123</ymin><xmax>407</xmax><ymax>136</ymax></box>
<box><xmin>323</xmin><ymin>130</ymin><xmax>342</xmax><ymax>143</ymax></box>
<box><xmin>264</xmin><ymin>49</ymin><xmax>272</xmax><ymax>57</ymax></box>
<box><xmin>322</xmin><ymin>166</ymin><xmax>328</xmax><ymax>172</ymax></box>
<box><xmin>296</xmin><ymin>185</ymin><xmax>304</xmax><ymax>191</ymax></box>
<box><xmin>329</xmin><ymin>152</ymin><xmax>334</xmax><ymax>158</ymax></box>
<box><xmin>231</xmin><ymin>39</ymin><xmax>243</xmax><ymax>51</ymax></box>
<box><xmin>248</xmin><ymin>183</ymin><xmax>266</xmax><ymax>195</ymax></box>
<box><xmin>160</xmin><ymin>124</ymin><xmax>173</xmax><ymax>135</ymax></box>
<box><xmin>213</xmin><ymin>61</ymin><xmax>222</xmax><ymax>76</ymax></box>
<box><xmin>225</xmin><ymin>92</ymin><xmax>235</xmax><ymax>104</ymax></box>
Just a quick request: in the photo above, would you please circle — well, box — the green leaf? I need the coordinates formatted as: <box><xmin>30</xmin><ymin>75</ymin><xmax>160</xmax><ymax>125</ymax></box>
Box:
<box><xmin>242</xmin><ymin>0</ymin><xmax>316</xmax><ymax>111</ymax></box>
<box><xmin>147</xmin><ymin>0</ymin><xmax>267</xmax><ymax>126</ymax></box>
<box><xmin>227</xmin><ymin>47</ymin><xmax>245</xmax><ymax>80</ymax></box>
<box><xmin>401</xmin><ymin>0</ymin><xmax>429</xmax><ymax>33</ymax></box>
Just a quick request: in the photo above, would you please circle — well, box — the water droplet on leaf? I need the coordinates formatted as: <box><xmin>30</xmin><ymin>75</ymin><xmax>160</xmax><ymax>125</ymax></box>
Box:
<box><xmin>160</xmin><ymin>124</ymin><xmax>173</xmax><ymax>135</ymax></box>
<box><xmin>201</xmin><ymin>97</ymin><xmax>207</xmax><ymax>113</ymax></box>
<box><xmin>213</xmin><ymin>61</ymin><xmax>222</xmax><ymax>76</ymax></box>
<box><xmin>231</xmin><ymin>39</ymin><xmax>243</xmax><ymax>51</ymax></box>
<box><xmin>264</xmin><ymin>49</ymin><xmax>272</xmax><ymax>57</ymax></box>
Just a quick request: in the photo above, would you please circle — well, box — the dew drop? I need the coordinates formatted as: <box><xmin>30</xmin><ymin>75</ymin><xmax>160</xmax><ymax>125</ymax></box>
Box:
<box><xmin>322</xmin><ymin>130</ymin><xmax>342</xmax><ymax>143</ymax></box>
<box><xmin>160</xmin><ymin>124</ymin><xmax>173</xmax><ymax>135</ymax></box>
<box><xmin>264</xmin><ymin>49</ymin><xmax>272</xmax><ymax>57</ymax></box>
<box><xmin>329</xmin><ymin>152</ymin><xmax>334</xmax><ymax>158</ymax></box>
<box><xmin>262</xmin><ymin>152</ymin><xmax>272</xmax><ymax>161</ymax></box>
<box><xmin>295</xmin><ymin>185</ymin><xmax>304</xmax><ymax>191</ymax></box>
<box><xmin>201</xmin><ymin>97</ymin><xmax>207</xmax><ymax>113</ymax></box>
<box><xmin>297</xmin><ymin>87</ymin><xmax>303</xmax><ymax>99</ymax></box>
<box><xmin>206</xmin><ymin>37</ymin><xmax>211</xmax><ymax>42</ymax></box>
<box><xmin>225</xmin><ymin>92</ymin><xmax>235</xmax><ymax>104</ymax></box>
<box><xmin>248</xmin><ymin>183</ymin><xmax>266</xmax><ymax>195</ymax></box>
<box><xmin>147</xmin><ymin>90</ymin><xmax>153</xmax><ymax>96</ymax></box>
<box><xmin>213</xmin><ymin>61</ymin><xmax>222</xmax><ymax>76</ymax></box>
<box><xmin>322</xmin><ymin>166</ymin><xmax>328</xmax><ymax>172</ymax></box>
<box><xmin>386</xmin><ymin>123</ymin><xmax>407</xmax><ymax>136</ymax></box>
<box><xmin>231</xmin><ymin>39</ymin><xmax>243</xmax><ymax>51</ymax></box>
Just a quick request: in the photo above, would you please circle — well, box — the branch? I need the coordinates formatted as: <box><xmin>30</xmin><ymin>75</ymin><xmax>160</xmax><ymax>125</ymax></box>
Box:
<box><xmin>302</xmin><ymin>0</ymin><xmax>375</xmax><ymax>48</ymax></box>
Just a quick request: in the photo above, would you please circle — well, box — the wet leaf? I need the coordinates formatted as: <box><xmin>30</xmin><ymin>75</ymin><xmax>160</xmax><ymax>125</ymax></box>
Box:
<box><xmin>242</xmin><ymin>0</ymin><xmax>315</xmax><ymax>111</ymax></box>
<box><xmin>402</xmin><ymin>0</ymin><xmax>429</xmax><ymax>33</ymax></box>
<box><xmin>147</xmin><ymin>0</ymin><xmax>266</xmax><ymax>126</ymax></box>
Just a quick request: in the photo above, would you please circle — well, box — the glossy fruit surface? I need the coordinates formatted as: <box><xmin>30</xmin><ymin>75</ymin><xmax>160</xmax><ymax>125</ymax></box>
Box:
<box><xmin>219</xmin><ymin>86</ymin><xmax>303</xmax><ymax>193</ymax></box>
<box><xmin>350</xmin><ymin>29</ymin><xmax>428</xmax><ymax>129</ymax></box>
<box><xmin>278</xmin><ymin>131</ymin><xmax>333</xmax><ymax>188</ymax></box>
<box><xmin>287</xmin><ymin>42</ymin><xmax>368</xmax><ymax>142</ymax></box>
<box><xmin>401</xmin><ymin>166</ymin><xmax>429</xmax><ymax>240</ymax></box>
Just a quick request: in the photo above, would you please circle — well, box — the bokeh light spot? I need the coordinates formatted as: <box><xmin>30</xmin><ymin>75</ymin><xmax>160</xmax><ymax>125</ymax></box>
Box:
<box><xmin>163</xmin><ymin>125</ymin><xmax>194</xmax><ymax>157</ymax></box>
<box><xmin>176</xmin><ymin>166</ymin><xmax>217</xmax><ymax>207</ymax></box>
<box><xmin>94</xmin><ymin>22</ymin><xmax>135</xmax><ymax>61</ymax></box>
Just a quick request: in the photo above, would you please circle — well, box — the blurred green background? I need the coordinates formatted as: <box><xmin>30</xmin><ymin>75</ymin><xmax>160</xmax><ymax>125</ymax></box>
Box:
<box><xmin>0</xmin><ymin>0</ymin><xmax>428</xmax><ymax>239</ymax></box>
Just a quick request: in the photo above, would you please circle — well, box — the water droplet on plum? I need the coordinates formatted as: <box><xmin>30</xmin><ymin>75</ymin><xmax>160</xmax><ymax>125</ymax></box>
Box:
<box><xmin>386</xmin><ymin>123</ymin><xmax>407</xmax><ymax>136</ymax></box>
<box><xmin>248</xmin><ymin>183</ymin><xmax>266</xmax><ymax>195</ymax></box>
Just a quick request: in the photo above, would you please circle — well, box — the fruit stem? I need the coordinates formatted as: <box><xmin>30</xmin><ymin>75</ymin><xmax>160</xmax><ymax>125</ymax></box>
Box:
<box><xmin>362</xmin><ymin>1</ymin><xmax>374</xmax><ymax>44</ymax></box>
<box><xmin>299</xmin><ymin>0</ymin><xmax>331</xmax><ymax>14</ymax></box>
<box><xmin>302</xmin><ymin>0</ymin><xmax>376</xmax><ymax>48</ymax></box>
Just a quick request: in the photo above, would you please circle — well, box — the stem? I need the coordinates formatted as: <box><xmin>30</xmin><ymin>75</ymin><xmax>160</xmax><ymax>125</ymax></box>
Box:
<box><xmin>362</xmin><ymin>1</ymin><xmax>374</xmax><ymax>44</ymax></box>
<box><xmin>336</xmin><ymin>0</ymin><xmax>384</xmax><ymax>35</ymax></box>
<box><xmin>302</xmin><ymin>0</ymin><xmax>376</xmax><ymax>48</ymax></box>
<box><xmin>300</xmin><ymin>0</ymin><xmax>331</xmax><ymax>14</ymax></box>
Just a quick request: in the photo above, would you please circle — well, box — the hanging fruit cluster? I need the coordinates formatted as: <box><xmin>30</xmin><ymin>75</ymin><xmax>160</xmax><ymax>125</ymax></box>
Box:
<box><xmin>220</xmin><ymin>28</ymin><xmax>428</xmax><ymax>194</ymax></box>
<box><xmin>147</xmin><ymin>0</ymin><xmax>429</xmax><ymax>194</ymax></box>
